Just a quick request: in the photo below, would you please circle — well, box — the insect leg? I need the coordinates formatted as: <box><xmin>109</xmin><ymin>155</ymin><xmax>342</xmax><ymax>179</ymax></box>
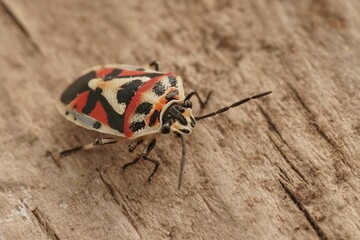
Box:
<box><xmin>185</xmin><ymin>89</ymin><xmax>212</xmax><ymax>109</ymax></box>
<box><xmin>143</xmin><ymin>156</ymin><xmax>160</xmax><ymax>182</ymax></box>
<box><xmin>60</xmin><ymin>138</ymin><xmax>117</xmax><ymax>157</ymax></box>
<box><xmin>128</xmin><ymin>139</ymin><xmax>144</xmax><ymax>153</ymax></box>
<box><xmin>123</xmin><ymin>139</ymin><xmax>160</xmax><ymax>182</ymax></box>
<box><xmin>139</xmin><ymin>139</ymin><xmax>161</xmax><ymax>182</ymax></box>
<box><xmin>122</xmin><ymin>157</ymin><xmax>140</xmax><ymax>170</ymax></box>
<box><xmin>148</xmin><ymin>60</ymin><xmax>161</xmax><ymax>71</ymax></box>
<box><xmin>122</xmin><ymin>139</ymin><xmax>159</xmax><ymax>180</ymax></box>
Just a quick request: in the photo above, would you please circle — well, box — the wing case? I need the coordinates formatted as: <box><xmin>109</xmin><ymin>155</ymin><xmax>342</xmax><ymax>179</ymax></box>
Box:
<box><xmin>58</xmin><ymin>64</ymin><xmax>184</xmax><ymax>139</ymax></box>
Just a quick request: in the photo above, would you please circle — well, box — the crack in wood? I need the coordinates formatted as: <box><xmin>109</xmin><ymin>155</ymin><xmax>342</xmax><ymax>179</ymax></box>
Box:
<box><xmin>96</xmin><ymin>168</ymin><xmax>122</xmax><ymax>206</ymax></box>
<box><xmin>259</xmin><ymin>107</ymin><xmax>308</xmax><ymax>183</ymax></box>
<box><xmin>0</xmin><ymin>0</ymin><xmax>41</xmax><ymax>53</ymax></box>
<box><xmin>286</xmin><ymin>83</ymin><xmax>353</xmax><ymax>171</ymax></box>
<box><xmin>201</xmin><ymin>194</ymin><xmax>237</xmax><ymax>224</ymax></box>
<box><xmin>287</xmin><ymin>83</ymin><xmax>340</xmax><ymax>148</ymax></box>
<box><xmin>268</xmin><ymin>134</ymin><xmax>308</xmax><ymax>183</ymax></box>
<box><xmin>96</xmin><ymin>168</ymin><xmax>140</xmax><ymax>234</ymax></box>
<box><xmin>45</xmin><ymin>150</ymin><xmax>61</xmax><ymax>169</ymax></box>
<box><xmin>276</xmin><ymin>164</ymin><xmax>292</xmax><ymax>183</ymax></box>
<box><xmin>258</xmin><ymin>106</ymin><xmax>286</xmax><ymax>143</ymax></box>
<box><xmin>279</xmin><ymin>180</ymin><xmax>328</xmax><ymax>240</ymax></box>
<box><xmin>278</xmin><ymin>53</ymin><xmax>355</xmax><ymax>179</ymax></box>
<box><xmin>22</xmin><ymin>201</ymin><xmax>60</xmax><ymax>240</ymax></box>
<box><xmin>201</xmin><ymin>196</ymin><xmax>221</xmax><ymax>219</ymax></box>
<box><xmin>279</xmin><ymin>53</ymin><xmax>345</xmax><ymax>158</ymax></box>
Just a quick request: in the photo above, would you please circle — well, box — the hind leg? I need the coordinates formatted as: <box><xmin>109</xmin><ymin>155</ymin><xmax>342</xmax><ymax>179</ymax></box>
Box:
<box><xmin>60</xmin><ymin>138</ymin><xmax>117</xmax><ymax>157</ymax></box>
<box><xmin>147</xmin><ymin>60</ymin><xmax>161</xmax><ymax>71</ymax></box>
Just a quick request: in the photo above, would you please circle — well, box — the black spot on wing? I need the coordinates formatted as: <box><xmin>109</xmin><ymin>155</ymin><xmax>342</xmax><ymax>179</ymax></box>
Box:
<box><xmin>130</xmin><ymin>121</ymin><xmax>146</xmax><ymax>133</ymax></box>
<box><xmin>117</xmin><ymin>80</ymin><xmax>144</xmax><ymax>106</ymax></box>
<box><xmin>61</xmin><ymin>71</ymin><xmax>96</xmax><ymax>104</ymax></box>
<box><xmin>168</xmin><ymin>76</ymin><xmax>177</xmax><ymax>87</ymax></box>
<box><xmin>82</xmin><ymin>88</ymin><xmax>102</xmax><ymax>114</ymax></box>
<box><xmin>93</xmin><ymin>121</ymin><xmax>102</xmax><ymax>129</ymax></box>
<box><xmin>149</xmin><ymin>110</ymin><xmax>160</xmax><ymax>127</ymax></box>
<box><xmin>99</xmin><ymin>95</ymin><xmax>124</xmax><ymax>133</ymax></box>
<box><xmin>104</xmin><ymin>69</ymin><xmax>122</xmax><ymax>81</ymax></box>
<box><xmin>135</xmin><ymin>102</ymin><xmax>152</xmax><ymax>115</ymax></box>
<box><xmin>153</xmin><ymin>82</ymin><xmax>166</xmax><ymax>96</ymax></box>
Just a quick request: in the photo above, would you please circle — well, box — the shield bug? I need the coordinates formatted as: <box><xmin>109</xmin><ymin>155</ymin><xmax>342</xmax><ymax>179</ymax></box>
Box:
<box><xmin>58</xmin><ymin>61</ymin><xmax>271</xmax><ymax>189</ymax></box>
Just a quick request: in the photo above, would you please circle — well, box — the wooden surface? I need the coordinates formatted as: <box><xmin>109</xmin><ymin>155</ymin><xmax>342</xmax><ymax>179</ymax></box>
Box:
<box><xmin>1</xmin><ymin>0</ymin><xmax>359</xmax><ymax>239</ymax></box>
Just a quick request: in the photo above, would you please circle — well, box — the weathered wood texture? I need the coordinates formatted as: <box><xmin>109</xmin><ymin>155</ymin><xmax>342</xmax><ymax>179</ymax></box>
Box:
<box><xmin>1</xmin><ymin>0</ymin><xmax>359</xmax><ymax>239</ymax></box>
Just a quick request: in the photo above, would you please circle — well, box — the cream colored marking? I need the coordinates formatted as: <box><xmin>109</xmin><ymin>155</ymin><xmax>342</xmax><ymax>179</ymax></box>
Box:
<box><xmin>88</xmin><ymin>78</ymin><xmax>102</xmax><ymax>90</ymax></box>
<box><xmin>132</xmin><ymin>113</ymin><xmax>147</xmax><ymax>123</ymax></box>
<box><xmin>118</xmin><ymin>103</ymin><xmax>127</xmax><ymax>114</ymax></box>
<box><xmin>87</xmin><ymin>76</ymin><xmax>153</xmax><ymax>115</ymax></box>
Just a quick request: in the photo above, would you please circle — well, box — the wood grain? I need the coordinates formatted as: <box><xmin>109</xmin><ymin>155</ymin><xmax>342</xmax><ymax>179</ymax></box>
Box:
<box><xmin>0</xmin><ymin>0</ymin><xmax>359</xmax><ymax>239</ymax></box>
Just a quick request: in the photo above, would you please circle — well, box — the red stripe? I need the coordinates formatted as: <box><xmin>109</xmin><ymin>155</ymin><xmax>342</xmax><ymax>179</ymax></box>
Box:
<box><xmin>97</xmin><ymin>69</ymin><xmax>146</xmax><ymax>78</ymax></box>
<box><xmin>69</xmin><ymin>90</ymin><xmax>109</xmax><ymax>126</ymax></box>
<box><xmin>123</xmin><ymin>73</ymin><xmax>171</xmax><ymax>137</ymax></box>
<box><xmin>120</xmin><ymin>70</ymin><xmax>146</xmax><ymax>76</ymax></box>
<box><xmin>69</xmin><ymin>90</ymin><xmax>90</xmax><ymax>111</ymax></box>
<box><xmin>89</xmin><ymin>101</ymin><xmax>108</xmax><ymax>125</ymax></box>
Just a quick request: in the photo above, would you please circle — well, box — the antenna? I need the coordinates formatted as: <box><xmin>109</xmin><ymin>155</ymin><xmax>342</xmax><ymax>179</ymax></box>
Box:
<box><xmin>177</xmin><ymin>134</ymin><xmax>186</xmax><ymax>190</ymax></box>
<box><xmin>195</xmin><ymin>91</ymin><xmax>272</xmax><ymax>121</ymax></box>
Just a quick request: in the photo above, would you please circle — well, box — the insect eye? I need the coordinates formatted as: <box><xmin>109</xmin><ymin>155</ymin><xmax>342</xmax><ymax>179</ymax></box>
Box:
<box><xmin>184</xmin><ymin>100</ymin><xmax>192</xmax><ymax>108</ymax></box>
<box><xmin>161</xmin><ymin>124</ymin><xmax>171</xmax><ymax>134</ymax></box>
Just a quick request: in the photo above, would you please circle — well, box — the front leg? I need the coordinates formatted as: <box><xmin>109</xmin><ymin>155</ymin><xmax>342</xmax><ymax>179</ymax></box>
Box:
<box><xmin>122</xmin><ymin>138</ymin><xmax>160</xmax><ymax>182</ymax></box>
<box><xmin>140</xmin><ymin>139</ymin><xmax>159</xmax><ymax>182</ymax></box>
<box><xmin>185</xmin><ymin>89</ymin><xmax>212</xmax><ymax>109</ymax></box>
<box><xmin>128</xmin><ymin>139</ymin><xmax>144</xmax><ymax>153</ymax></box>
<box><xmin>143</xmin><ymin>156</ymin><xmax>160</xmax><ymax>182</ymax></box>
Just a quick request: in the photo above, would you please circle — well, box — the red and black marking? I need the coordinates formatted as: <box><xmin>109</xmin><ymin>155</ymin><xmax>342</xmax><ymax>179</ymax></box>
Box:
<box><xmin>153</xmin><ymin>82</ymin><xmax>166</xmax><ymax>96</ymax></box>
<box><xmin>149</xmin><ymin>110</ymin><xmax>160</xmax><ymax>127</ymax></box>
<box><xmin>135</xmin><ymin>102</ymin><xmax>153</xmax><ymax>115</ymax></box>
<box><xmin>104</xmin><ymin>69</ymin><xmax>122</xmax><ymax>81</ymax></box>
<box><xmin>97</xmin><ymin>68</ymin><xmax>163</xmax><ymax>80</ymax></box>
<box><xmin>61</xmin><ymin>69</ymin><xmax>165</xmax><ymax>106</ymax></box>
<box><xmin>117</xmin><ymin>72</ymin><xmax>163</xmax><ymax>79</ymax></box>
<box><xmin>69</xmin><ymin>87</ymin><xmax>125</xmax><ymax>133</ymax></box>
<box><xmin>168</xmin><ymin>75</ymin><xmax>177</xmax><ymax>87</ymax></box>
<box><xmin>61</xmin><ymin>71</ymin><xmax>96</xmax><ymax>104</ymax></box>
<box><xmin>93</xmin><ymin>121</ymin><xmax>102</xmax><ymax>129</ymax></box>
<box><xmin>123</xmin><ymin>73</ymin><xmax>173</xmax><ymax>137</ymax></box>
<box><xmin>61</xmin><ymin>67</ymin><xmax>178</xmax><ymax>138</ymax></box>
<box><xmin>117</xmin><ymin>80</ymin><xmax>144</xmax><ymax>106</ymax></box>
<box><xmin>130</xmin><ymin>121</ymin><xmax>146</xmax><ymax>133</ymax></box>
